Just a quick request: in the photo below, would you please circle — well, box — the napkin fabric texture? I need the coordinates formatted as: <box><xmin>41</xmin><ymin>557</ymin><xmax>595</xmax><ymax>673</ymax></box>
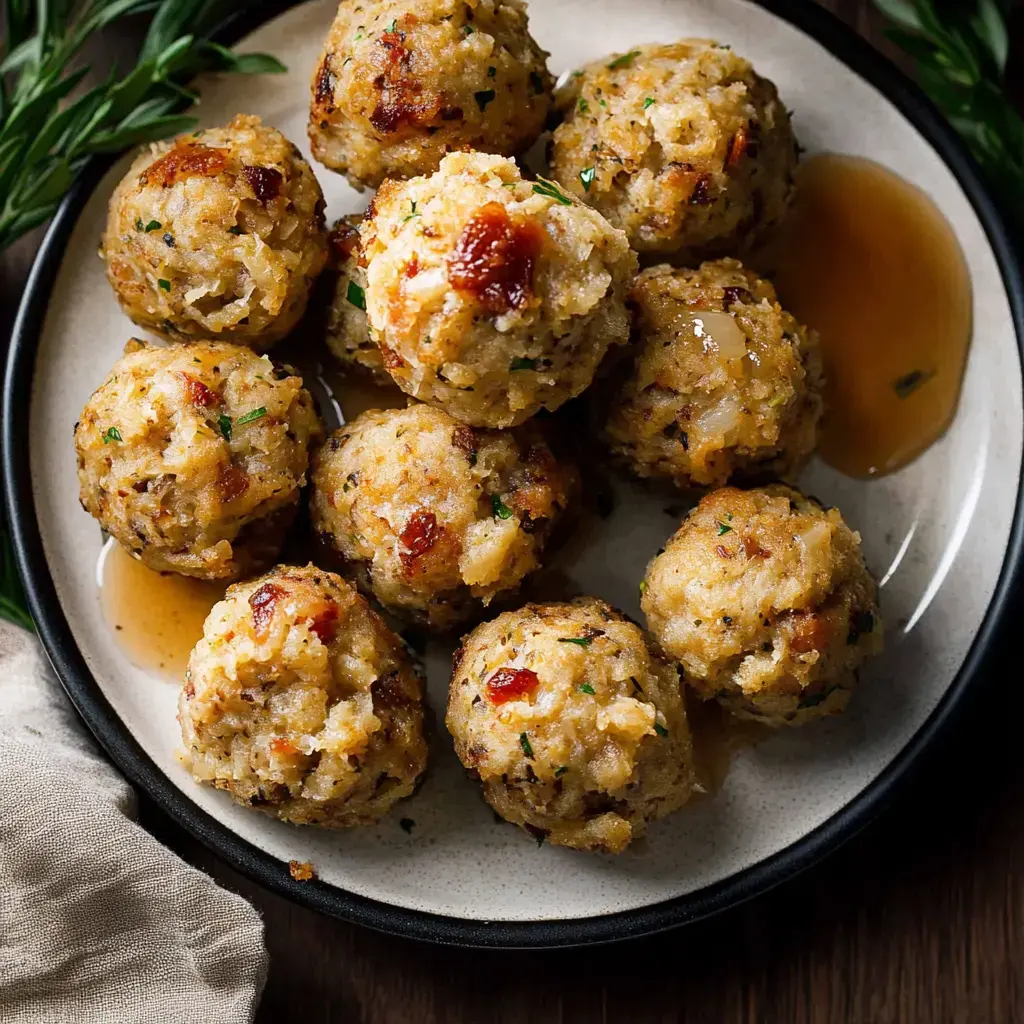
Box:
<box><xmin>0</xmin><ymin>620</ymin><xmax>268</xmax><ymax>1024</ymax></box>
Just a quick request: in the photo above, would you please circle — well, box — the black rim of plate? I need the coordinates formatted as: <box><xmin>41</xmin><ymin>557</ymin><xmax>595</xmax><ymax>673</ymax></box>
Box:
<box><xmin>4</xmin><ymin>0</ymin><xmax>1024</xmax><ymax>950</ymax></box>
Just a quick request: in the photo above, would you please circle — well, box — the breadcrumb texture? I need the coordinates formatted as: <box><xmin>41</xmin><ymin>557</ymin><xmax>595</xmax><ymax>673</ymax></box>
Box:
<box><xmin>309</xmin><ymin>0</ymin><xmax>552</xmax><ymax>189</ymax></box>
<box><xmin>103</xmin><ymin>115</ymin><xmax>327</xmax><ymax>348</ymax></box>
<box><xmin>311</xmin><ymin>404</ymin><xmax>576</xmax><ymax>630</ymax></box>
<box><xmin>75</xmin><ymin>340</ymin><xmax>323</xmax><ymax>580</ymax></box>
<box><xmin>551</xmin><ymin>41</ymin><xmax>797</xmax><ymax>256</ymax></box>
<box><xmin>446</xmin><ymin>599</ymin><xmax>695</xmax><ymax>852</ymax></box>
<box><xmin>603</xmin><ymin>260</ymin><xmax>822</xmax><ymax>489</ymax></box>
<box><xmin>179</xmin><ymin>565</ymin><xmax>428</xmax><ymax>826</ymax></box>
<box><xmin>642</xmin><ymin>486</ymin><xmax>882</xmax><ymax>726</ymax></box>
<box><xmin>362</xmin><ymin>152</ymin><xmax>637</xmax><ymax>427</ymax></box>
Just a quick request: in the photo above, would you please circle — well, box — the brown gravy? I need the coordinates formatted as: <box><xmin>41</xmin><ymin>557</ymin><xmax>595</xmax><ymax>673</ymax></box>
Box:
<box><xmin>756</xmin><ymin>153</ymin><xmax>972</xmax><ymax>478</ymax></box>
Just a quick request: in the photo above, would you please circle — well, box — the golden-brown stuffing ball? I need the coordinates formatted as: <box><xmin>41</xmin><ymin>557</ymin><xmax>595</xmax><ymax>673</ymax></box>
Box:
<box><xmin>446</xmin><ymin>599</ymin><xmax>696</xmax><ymax>853</ymax></box>
<box><xmin>309</xmin><ymin>0</ymin><xmax>553</xmax><ymax>190</ymax></box>
<box><xmin>310</xmin><ymin>404</ymin><xmax>577</xmax><ymax>630</ymax></box>
<box><xmin>602</xmin><ymin>260</ymin><xmax>823</xmax><ymax>489</ymax></box>
<box><xmin>642</xmin><ymin>486</ymin><xmax>882</xmax><ymax>726</ymax></box>
<box><xmin>75</xmin><ymin>340</ymin><xmax>323</xmax><ymax>580</ymax></box>
<box><xmin>103</xmin><ymin>115</ymin><xmax>327</xmax><ymax>348</ymax></box>
<box><xmin>550</xmin><ymin>41</ymin><xmax>797</xmax><ymax>256</ymax></box>
<box><xmin>361</xmin><ymin>151</ymin><xmax>637</xmax><ymax>427</ymax></box>
<box><xmin>179</xmin><ymin>565</ymin><xmax>428</xmax><ymax>826</ymax></box>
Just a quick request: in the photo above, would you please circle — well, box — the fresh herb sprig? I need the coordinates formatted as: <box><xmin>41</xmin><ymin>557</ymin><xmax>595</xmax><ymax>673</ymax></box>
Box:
<box><xmin>874</xmin><ymin>0</ymin><xmax>1024</xmax><ymax>235</ymax></box>
<box><xmin>0</xmin><ymin>0</ymin><xmax>286</xmax><ymax>250</ymax></box>
<box><xmin>0</xmin><ymin>523</ymin><xmax>32</xmax><ymax>631</ymax></box>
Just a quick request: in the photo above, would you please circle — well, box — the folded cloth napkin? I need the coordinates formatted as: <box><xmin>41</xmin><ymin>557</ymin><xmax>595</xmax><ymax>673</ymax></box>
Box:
<box><xmin>0</xmin><ymin>620</ymin><xmax>268</xmax><ymax>1024</ymax></box>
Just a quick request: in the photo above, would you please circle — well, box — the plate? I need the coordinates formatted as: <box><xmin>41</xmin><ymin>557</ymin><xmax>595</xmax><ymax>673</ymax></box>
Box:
<box><xmin>4</xmin><ymin>0</ymin><xmax>1024</xmax><ymax>947</ymax></box>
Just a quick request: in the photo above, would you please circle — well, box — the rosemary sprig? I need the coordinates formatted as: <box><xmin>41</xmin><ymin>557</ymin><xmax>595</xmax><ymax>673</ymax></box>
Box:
<box><xmin>0</xmin><ymin>0</ymin><xmax>286</xmax><ymax>250</ymax></box>
<box><xmin>874</xmin><ymin>0</ymin><xmax>1024</xmax><ymax>236</ymax></box>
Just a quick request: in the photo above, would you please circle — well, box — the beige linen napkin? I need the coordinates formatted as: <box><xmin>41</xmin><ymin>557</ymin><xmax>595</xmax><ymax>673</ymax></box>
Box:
<box><xmin>0</xmin><ymin>621</ymin><xmax>268</xmax><ymax>1024</ymax></box>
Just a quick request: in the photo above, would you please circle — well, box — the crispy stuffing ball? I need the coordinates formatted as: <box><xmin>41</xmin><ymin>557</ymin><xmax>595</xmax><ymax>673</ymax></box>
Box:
<box><xmin>551</xmin><ymin>41</ymin><xmax>797</xmax><ymax>256</ymax></box>
<box><xmin>103</xmin><ymin>115</ymin><xmax>327</xmax><ymax>348</ymax></box>
<box><xmin>179</xmin><ymin>565</ymin><xmax>428</xmax><ymax>826</ymax></box>
<box><xmin>75</xmin><ymin>340</ymin><xmax>323</xmax><ymax>580</ymax></box>
<box><xmin>309</xmin><ymin>0</ymin><xmax>553</xmax><ymax>190</ymax></box>
<box><xmin>602</xmin><ymin>260</ymin><xmax>822</xmax><ymax>489</ymax></box>
<box><xmin>325</xmin><ymin>215</ymin><xmax>390</xmax><ymax>384</ymax></box>
<box><xmin>642</xmin><ymin>486</ymin><xmax>882</xmax><ymax>726</ymax></box>
<box><xmin>362</xmin><ymin>152</ymin><xmax>637</xmax><ymax>427</ymax></box>
<box><xmin>446</xmin><ymin>599</ymin><xmax>696</xmax><ymax>853</ymax></box>
<box><xmin>311</xmin><ymin>404</ymin><xmax>576</xmax><ymax>630</ymax></box>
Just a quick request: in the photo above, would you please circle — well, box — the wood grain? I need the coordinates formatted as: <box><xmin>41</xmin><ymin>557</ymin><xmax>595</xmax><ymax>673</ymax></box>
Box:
<box><xmin>4</xmin><ymin>3</ymin><xmax>1024</xmax><ymax>1022</ymax></box>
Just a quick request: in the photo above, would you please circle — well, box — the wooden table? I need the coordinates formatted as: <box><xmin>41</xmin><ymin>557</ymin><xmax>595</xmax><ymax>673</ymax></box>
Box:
<box><xmin>4</xmin><ymin>3</ymin><xmax>1023</xmax><ymax>1021</ymax></box>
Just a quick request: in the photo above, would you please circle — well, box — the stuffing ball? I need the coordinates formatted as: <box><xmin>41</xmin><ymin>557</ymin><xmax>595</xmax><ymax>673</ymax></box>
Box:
<box><xmin>550</xmin><ymin>41</ymin><xmax>797</xmax><ymax>256</ymax></box>
<box><xmin>446</xmin><ymin>599</ymin><xmax>696</xmax><ymax>853</ymax></box>
<box><xmin>642</xmin><ymin>486</ymin><xmax>882</xmax><ymax>726</ymax></box>
<box><xmin>361</xmin><ymin>151</ymin><xmax>637</xmax><ymax>427</ymax></box>
<box><xmin>75</xmin><ymin>340</ymin><xmax>323</xmax><ymax>580</ymax></box>
<box><xmin>103</xmin><ymin>115</ymin><xmax>327</xmax><ymax>348</ymax></box>
<box><xmin>179</xmin><ymin>565</ymin><xmax>428</xmax><ymax>826</ymax></box>
<box><xmin>310</xmin><ymin>404</ymin><xmax>577</xmax><ymax>630</ymax></box>
<box><xmin>309</xmin><ymin>0</ymin><xmax>553</xmax><ymax>190</ymax></box>
<box><xmin>602</xmin><ymin>260</ymin><xmax>823</xmax><ymax>489</ymax></box>
<box><xmin>325</xmin><ymin>215</ymin><xmax>390</xmax><ymax>384</ymax></box>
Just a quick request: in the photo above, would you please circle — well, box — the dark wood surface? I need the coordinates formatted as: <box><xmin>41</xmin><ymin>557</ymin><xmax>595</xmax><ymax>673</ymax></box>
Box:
<box><xmin>4</xmin><ymin>3</ymin><xmax>1024</xmax><ymax>1022</ymax></box>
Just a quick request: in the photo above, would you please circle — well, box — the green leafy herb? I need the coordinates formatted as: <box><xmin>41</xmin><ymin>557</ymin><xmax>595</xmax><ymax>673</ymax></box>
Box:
<box><xmin>643</xmin><ymin>96</ymin><xmax>655</xmax><ymax>109</ymax></box>
<box><xmin>387</xmin><ymin>19</ymin><xmax>397</xmax><ymax>32</ymax></box>
<box><xmin>554</xmin><ymin>765</ymin><xmax>569</xmax><ymax>777</ymax></box>
<box><xmin>157</xmin><ymin>278</ymin><xmax>171</xmax><ymax>291</ymax></box>
<box><xmin>402</xmin><ymin>200</ymin><xmax>420</xmax><ymax>222</ymax></box>
<box><xmin>893</xmin><ymin>368</ymin><xmax>934</xmax><ymax>398</ymax></box>
<box><xmin>717</xmin><ymin>521</ymin><xmax>733</xmax><ymax>536</ymax></box>
<box><xmin>653</xmin><ymin>721</ymin><xmax>669</xmax><ymax>737</ymax></box>
<box><xmin>607</xmin><ymin>49</ymin><xmax>641</xmax><ymax>70</ymax></box>
<box><xmin>228</xmin><ymin>225</ymin><xmax>244</xmax><ymax>235</ymax></box>
<box><xmin>532</xmin><ymin>179</ymin><xmax>572</xmax><ymax>206</ymax></box>
<box><xmin>463</xmin><ymin>23</ymin><xmax>474</xmax><ymax>35</ymax></box>
<box><xmin>509</xmin><ymin>356</ymin><xmax>537</xmax><ymax>371</ymax></box>
<box><xmin>559</xmin><ymin>637</ymin><xmax>593</xmax><ymax>647</ymax></box>
<box><xmin>474</xmin><ymin>89</ymin><xmax>496</xmax><ymax>111</ymax></box>
<box><xmin>235</xmin><ymin>406</ymin><xmax>267</xmax><ymax>426</ymax></box>
<box><xmin>578</xmin><ymin>97</ymin><xmax>589</xmax><ymax>114</ymax></box>
<box><xmin>0</xmin><ymin>1</ymin><xmax>286</xmax><ymax>250</ymax></box>
<box><xmin>579</xmin><ymin>166</ymin><xmax>596</xmax><ymax>192</ymax></box>
<box><xmin>0</xmin><ymin>523</ymin><xmax>32</xmax><ymax>630</ymax></box>
<box><xmin>346</xmin><ymin>280</ymin><xmax>366</xmax><ymax>311</ymax></box>
<box><xmin>874</xmin><ymin>0</ymin><xmax>1024</xmax><ymax>236</ymax></box>
<box><xmin>638</xmin><ymin>580</ymin><xmax>647</xmax><ymax>595</ymax></box>
<box><xmin>101</xmin><ymin>426</ymin><xmax>121</xmax><ymax>443</ymax></box>
<box><xmin>519</xmin><ymin>731</ymin><xmax>534</xmax><ymax>758</ymax></box>
<box><xmin>491</xmin><ymin>495</ymin><xmax>513</xmax><ymax>520</ymax></box>
<box><xmin>144</xmin><ymin>220</ymin><xmax>161</xmax><ymax>232</ymax></box>
<box><xmin>217</xmin><ymin>414</ymin><xmax>232</xmax><ymax>441</ymax></box>
<box><xmin>578</xmin><ymin>683</ymin><xmax>596</xmax><ymax>694</ymax></box>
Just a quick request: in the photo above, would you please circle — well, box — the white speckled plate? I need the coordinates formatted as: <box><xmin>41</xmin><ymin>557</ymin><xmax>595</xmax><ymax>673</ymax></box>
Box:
<box><xmin>4</xmin><ymin>0</ymin><xmax>1023</xmax><ymax>947</ymax></box>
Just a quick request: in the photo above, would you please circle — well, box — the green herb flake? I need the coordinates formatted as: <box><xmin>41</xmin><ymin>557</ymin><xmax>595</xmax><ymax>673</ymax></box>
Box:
<box><xmin>386</xmin><ymin>18</ymin><xmax>397</xmax><ymax>32</ymax></box>
<box><xmin>554</xmin><ymin>765</ymin><xmax>569</xmax><ymax>777</ymax></box>
<box><xmin>491</xmin><ymin>495</ymin><xmax>514</xmax><ymax>520</ymax></box>
<box><xmin>519</xmin><ymin>732</ymin><xmax>534</xmax><ymax>758</ymax></box>
<box><xmin>717</xmin><ymin>521</ymin><xmax>733</xmax><ymax>536</ymax></box>
<box><xmin>578</xmin><ymin>683</ymin><xmax>596</xmax><ymax>694</ymax></box>
<box><xmin>236</xmin><ymin>406</ymin><xmax>267</xmax><ymax>426</ymax></box>
<box><xmin>509</xmin><ymin>356</ymin><xmax>537</xmax><ymax>371</ymax></box>
<box><xmin>893</xmin><ymin>369</ymin><xmax>933</xmax><ymax>399</ymax></box>
<box><xmin>228</xmin><ymin>225</ymin><xmax>244</xmax><ymax>235</ymax></box>
<box><xmin>638</xmin><ymin>580</ymin><xmax>647</xmax><ymax>595</ymax></box>
<box><xmin>474</xmin><ymin>88</ymin><xmax>496</xmax><ymax>111</ymax></box>
<box><xmin>402</xmin><ymin>200</ymin><xmax>420</xmax><ymax>223</ymax></box>
<box><xmin>653</xmin><ymin>721</ymin><xmax>669</xmax><ymax>737</ymax></box>
<box><xmin>144</xmin><ymin>220</ymin><xmax>161</xmax><ymax>232</ymax></box>
<box><xmin>559</xmin><ymin>637</ymin><xmax>593</xmax><ymax>647</ymax></box>
<box><xmin>346</xmin><ymin>280</ymin><xmax>366</xmax><ymax>311</ymax></box>
<box><xmin>462</xmin><ymin>24</ymin><xmax>474</xmax><ymax>35</ymax></box>
<box><xmin>101</xmin><ymin>426</ymin><xmax>122</xmax><ymax>444</ymax></box>
<box><xmin>579</xmin><ymin>166</ymin><xmax>596</xmax><ymax>192</ymax></box>
<box><xmin>578</xmin><ymin>97</ymin><xmax>589</xmax><ymax>114</ymax></box>
<box><xmin>157</xmin><ymin>278</ymin><xmax>171</xmax><ymax>291</ymax></box>
<box><xmin>532</xmin><ymin>179</ymin><xmax>572</xmax><ymax>206</ymax></box>
<box><xmin>607</xmin><ymin>49</ymin><xmax>640</xmax><ymax>69</ymax></box>
<box><xmin>217</xmin><ymin>414</ymin><xmax>232</xmax><ymax>441</ymax></box>
<box><xmin>643</xmin><ymin>96</ymin><xmax>655</xmax><ymax>109</ymax></box>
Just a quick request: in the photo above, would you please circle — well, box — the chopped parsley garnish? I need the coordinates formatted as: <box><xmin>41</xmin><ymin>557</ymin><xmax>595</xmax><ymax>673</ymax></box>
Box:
<box><xmin>519</xmin><ymin>732</ymin><xmax>534</xmax><ymax>758</ymax></box>
<box><xmin>488</xmin><ymin>65</ymin><xmax>496</xmax><ymax>78</ymax></box>
<box><xmin>529</xmin><ymin>71</ymin><xmax>545</xmax><ymax>94</ymax></box>
<box><xmin>653</xmin><ymin>721</ymin><xmax>669</xmax><ymax>737</ymax></box>
<box><xmin>399</xmin><ymin>817</ymin><xmax>415</xmax><ymax>833</ymax></box>
<box><xmin>579</xmin><ymin>166</ymin><xmax>596</xmax><ymax>192</ymax></box>
<box><xmin>893</xmin><ymin>369</ymin><xmax>933</xmax><ymax>399</ymax></box>
<box><xmin>217</xmin><ymin>414</ymin><xmax>232</xmax><ymax>441</ymax></box>
<box><xmin>101</xmin><ymin>426</ymin><xmax>121</xmax><ymax>444</ymax></box>
<box><xmin>474</xmin><ymin>88</ymin><xmax>496</xmax><ymax>111</ymax></box>
<box><xmin>228</xmin><ymin>225</ymin><xmax>244</xmax><ymax>235</ymax></box>
<box><xmin>387</xmin><ymin>18</ymin><xmax>397</xmax><ymax>32</ymax></box>
<box><xmin>554</xmin><ymin>765</ymin><xmax>569</xmax><ymax>777</ymax></box>
<box><xmin>559</xmin><ymin>637</ymin><xmax>593</xmax><ymax>647</ymax></box>
<box><xmin>157</xmin><ymin>278</ymin><xmax>171</xmax><ymax>291</ymax></box>
<box><xmin>346</xmin><ymin>280</ymin><xmax>366</xmax><ymax>311</ymax></box>
<box><xmin>509</xmin><ymin>356</ymin><xmax>537</xmax><ymax>371</ymax></box>
<box><xmin>578</xmin><ymin>97</ymin><xmax>589</xmax><ymax>114</ymax></box>
<box><xmin>462</xmin><ymin>23</ymin><xmax>474</xmax><ymax>35</ymax></box>
<box><xmin>717</xmin><ymin>521</ymin><xmax>733</xmax><ymax>536</ymax></box>
<box><xmin>643</xmin><ymin>96</ymin><xmax>655</xmax><ymax>109</ymax></box>
<box><xmin>578</xmin><ymin>683</ymin><xmax>596</xmax><ymax>694</ymax></box>
<box><xmin>491</xmin><ymin>495</ymin><xmax>514</xmax><ymax>520</ymax></box>
<box><xmin>607</xmin><ymin>49</ymin><xmax>640</xmax><ymax>69</ymax></box>
<box><xmin>403</xmin><ymin>200</ymin><xmax>420</xmax><ymax>222</ymax></box>
<box><xmin>144</xmin><ymin>220</ymin><xmax>161</xmax><ymax>232</ymax></box>
<box><xmin>236</xmin><ymin>407</ymin><xmax>267</xmax><ymax>426</ymax></box>
<box><xmin>533</xmin><ymin>179</ymin><xmax>572</xmax><ymax>206</ymax></box>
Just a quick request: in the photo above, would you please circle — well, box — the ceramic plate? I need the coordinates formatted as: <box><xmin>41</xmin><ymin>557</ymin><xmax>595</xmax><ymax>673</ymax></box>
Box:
<box><xmin>5</xmin><ymin>0</ymin><xmax>1023</xmax><ymax>947</ymax></box>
